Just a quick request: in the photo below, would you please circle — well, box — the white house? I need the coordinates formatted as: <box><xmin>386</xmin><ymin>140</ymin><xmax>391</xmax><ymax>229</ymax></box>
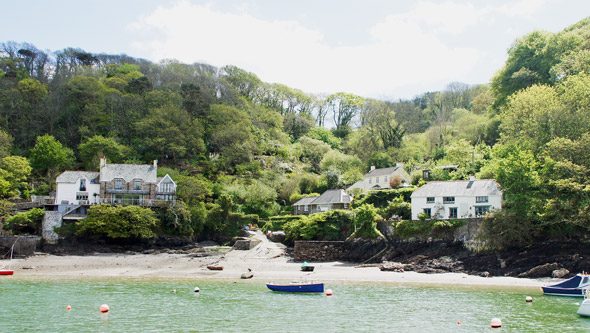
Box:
<box><xmin>410</xmin><ymin>177</ymin><xmax>502</xmax><ymax>220</ymax></box>
<box><xmin>347</xmin><ymin>163</ymin><xmax>411</xmax><ymax>193</ymax></box>
<box><xmin>55</xmin><ymin>157</ymin><xmax>176</xmax><ymax>207</ymax></box>
<box><xmin>55</xmin><ymin>171</ymin><xmax>101</xmax><ymax>205</ymax></box>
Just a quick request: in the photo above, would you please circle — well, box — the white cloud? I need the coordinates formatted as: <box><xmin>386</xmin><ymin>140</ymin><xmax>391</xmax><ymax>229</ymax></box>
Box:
<box><xmin>129</xmin><ymin>1</ymin><xmax>490</xmax><ymax>98</ymax></box>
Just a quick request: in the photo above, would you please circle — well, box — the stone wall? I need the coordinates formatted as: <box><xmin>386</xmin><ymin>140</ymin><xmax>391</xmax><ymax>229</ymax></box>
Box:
<box><xmin>294</xmin><ymin>241</ymin><xmax>345</xmax><ymax>262</ymax></box>
<box><xmin>0</xmin><ymin>236</ymin><xmax>38</xmax><ymax>257</ymax></box>
<box><xmin>42</xmin><ymin>211</ymin><xmax>63</xmax><ymax>244</ymax></box>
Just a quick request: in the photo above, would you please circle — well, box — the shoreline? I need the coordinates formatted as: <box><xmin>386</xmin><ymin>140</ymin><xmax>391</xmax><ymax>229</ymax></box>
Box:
<box><xmin>1</xmin><ymin>251</ymin><xmax>551</xmax><ymax>289</ymax></box>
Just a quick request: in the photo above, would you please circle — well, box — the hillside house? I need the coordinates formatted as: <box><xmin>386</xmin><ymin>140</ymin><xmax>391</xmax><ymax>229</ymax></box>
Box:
<box><xmin>55</xmin><ymin>157</ymin><xmax>176</xmax><ymax>207</ymax></box>
<box><xmin>293</xmin><ymin>189</ymin><xmax>353</xmax><ymax>215</ymax></box>
<box><xmin>347</xmin><ymin>163</ymin><xmax>411</xmax><ymax>193</ymax></box>
<box><xmin>410</xmin><ymin>176</ymin><xmax>502</xmax><ymax>220</ymax></box>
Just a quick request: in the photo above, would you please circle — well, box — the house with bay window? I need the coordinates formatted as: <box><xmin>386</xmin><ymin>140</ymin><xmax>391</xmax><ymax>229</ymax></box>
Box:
<box><xmin>410</xmin><ymin>177</ymin><xmax>502</xmax><ymax>220</ymax></box>
<box><xmin>55</xmin><ymin>156</ymin><xmax>176</xmax><ymax>207</ymax></box>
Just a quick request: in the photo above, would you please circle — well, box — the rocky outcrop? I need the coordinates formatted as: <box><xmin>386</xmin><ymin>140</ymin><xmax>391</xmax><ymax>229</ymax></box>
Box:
<box><xmin>517</xmin><ymin>263</ymin><xmax>560</xmax><ymax>278</ymax></box>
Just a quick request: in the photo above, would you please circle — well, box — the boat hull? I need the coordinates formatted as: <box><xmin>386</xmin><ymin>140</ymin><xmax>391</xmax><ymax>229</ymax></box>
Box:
<box><xmin>542</xmin><ymin>287</ymin><xmax>584</xmax><ymax>297</ymax></box>
<box><xmin>0</xmin><ymin>270</ymin><xmax>14</xmax><ymax>275</ymax></box>
<box><xmin>266</xmin><ymin>283</ymin><xmax>324</xmax><ymax>293</ymax></box>
<box><xmin>579</xmin><ymin>300</ymin><xmax>590</xmax><ymax>317</ymax></box>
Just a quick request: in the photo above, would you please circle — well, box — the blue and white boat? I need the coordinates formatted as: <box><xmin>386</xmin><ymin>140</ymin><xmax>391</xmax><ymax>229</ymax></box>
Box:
<box><xmin>542</xmin><ymin>274</ymin><xmax>590</xmax><ymax>297</ymax></box>
<box><xmin>266</xmin><ymin>282</ymin><xmax>324</xmax><ymax>293</ymax></box>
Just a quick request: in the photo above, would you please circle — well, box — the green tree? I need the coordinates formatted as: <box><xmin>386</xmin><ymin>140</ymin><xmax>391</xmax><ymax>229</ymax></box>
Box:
<box><xmin>28</xmin><ymin>135</ymin><xmax>74</xmax><ymax>177</ymax></box>
<box><xmin>0</xmin><ymin>156</ymin><xmax>31</xmax><ymax>198</ymax></box>
<box><xmin>78</xmin><ymin>135</ymin><xmax>129</xmax><ymax>170</ymax></box>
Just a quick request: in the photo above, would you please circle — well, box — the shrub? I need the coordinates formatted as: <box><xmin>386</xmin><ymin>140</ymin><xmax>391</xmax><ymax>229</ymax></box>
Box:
<box><xmin>282</xmin><ymin>210</ymin><xmax>354</xmax><ymax>241</ymax></box>
<box><xmin>4</xmin><ymin>208</ymin><xmax>45</xmax><ymax>234</ymax></box>
<box><xmin>75</xmin><ymin>205</ymin><xmax>158</xmax><ymax>239</ymax></box>
<box><xmin>350</xmin><ymin>204</ymin><xmax>383</xmax><ymax>239</ymax></box>
<box><xmin>380</xmin><ymin>196</ymin><xmax>411</xmax><ymax>220</ymax></box>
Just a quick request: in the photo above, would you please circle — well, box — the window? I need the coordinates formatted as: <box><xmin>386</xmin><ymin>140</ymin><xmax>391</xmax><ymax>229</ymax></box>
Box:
<box><xmin>384</xmin><ymin>176</ymin><xmax>388</xmax><ymax>184</ymax></box>
<box><xmin>76</xmin><ymin>194</ymin><xmax>88</xmax><ymax>201</ymax></box>
<box><xmin>369</xmin><ymin>178</ymin><xmax>372</xmax><ymax>184</ymax></box>
<box><xmin>304</xmin><ymin>205</ymin><xmax>308</xmax><ymax>212</ymax></box>
<box><xmin>344</xmin><ymin>203</ymin><xmax>348</xmax><ymax>209</ymax></box>
<box><xmin>134</xmin><ymin>180</ymin><xmax>142</xmax><ymax>190</ymax></box>
<box><xmin>376</xmin><ymin>177</ymin><xmax>380</xmax><ymax>184</ymax></box>
<box><xmin>443</xmin><ymin>196</ymin><xmax>455</xmax><ymax>204</ymax></box>
<box><xmin>427</xmin><ymin>197</ymin><xmax>435</xmax><ymax>204</ymax></box>
<box><xmin>115</xmin><ymin>179</ymin><xmax>122</xmax><ymax>190</ymax></box>
<box><xmin>79</xmin><ymin>179</ymin><xmax>86</xmax><ymax>191</ymax></box>
<box><xmin>423</xmin><ymin>208</ymin><xmax>431</xmax><ymax>218</ymax></box>
<box><xmin>476</xmin><ymin>196</ymin><xmax>488</xmax><ymax>203</ymax></box>
<box><xmin>161</xmin><ymin>183</ymin><xmax>173</xmax><ymax>192</ymax></box>
<box><xmin>449</xmin><ymin>207</ymin><xmax>458</xmax><ymax>219</ymax></box>
<box><xmin>475</xmin><ymin>206</ymin><xmax>490</xmax><ymax>217</ymax></box>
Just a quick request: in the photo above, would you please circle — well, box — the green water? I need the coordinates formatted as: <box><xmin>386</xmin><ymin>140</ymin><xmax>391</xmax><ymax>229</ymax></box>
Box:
<box><xmin>1</xmin><ymin>278</ymin><xmax>589</xmax><ymax>332</ymax></box>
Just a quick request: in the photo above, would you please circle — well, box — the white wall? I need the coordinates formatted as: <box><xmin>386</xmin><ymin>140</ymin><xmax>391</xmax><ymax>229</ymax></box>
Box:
<box><xmin>411</xmin><ymin>195</ymin><xmax>502</xmax><ymax>220</ymax></box>
<box><xmin>55</xmin><ymin>179</ymin><xmax>101</xmax><ymax>205</ymax></box>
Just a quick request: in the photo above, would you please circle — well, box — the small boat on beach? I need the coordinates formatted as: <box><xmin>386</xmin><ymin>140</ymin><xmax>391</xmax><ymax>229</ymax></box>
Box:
<box><xmin>0</xmin><ymin>269</ymin><xmax>14</xmax><ymax>275</ymax></box>
<box><xmin>266</xmin><ymin>282</ymin><xmax>324</xmax><ymax>293</ymax></box>
<box><xmin>207</xmin><ymin>265</ymin><xmax>224</xmax><ymax>271</ymax></box>
<box><xmin>542</xmin><ymin>273</ymin><xmax>590</xmax><ymax>297</ymax></box>
<box><xmin>300</xmin><ymin>261</ymin><xmax>314</xmax><ymax>272</ymax></box>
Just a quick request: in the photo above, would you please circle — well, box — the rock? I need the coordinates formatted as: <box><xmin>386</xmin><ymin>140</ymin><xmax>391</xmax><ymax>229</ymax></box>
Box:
<box><xmin>269</xmin><ymin>231</ymin><xmax>286</xmax><ymax>243</ymax></box>
<box><xmin>517</xmin><ymin>262</ymin><xmax>559</xmax><ymax>278</ymax></box>
<box><xmin>480</xmin><ymin>271</ymin><xmax>490</xmax><ymax>277</ymax></box>
<box><xmin>379</xmin><ymin>261</ymin><xmax>408</xmax><ymax>272</ymax></box>
<box><xmin>552</xmin><ymin>268</ymin><xmax>570</xmax><ymax>278</ymax></box>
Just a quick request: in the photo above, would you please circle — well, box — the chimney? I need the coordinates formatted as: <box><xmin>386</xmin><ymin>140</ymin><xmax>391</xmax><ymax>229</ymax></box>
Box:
<box><xmin>100</xmin><ymin>156</ymin><xmax>106</xmax><ymax>169</ymax></box>
<box><xmin>469</xmin><ymin>175</ymin><xmax>475</xmax><ymax>181</ymax></box>
<box><xmin>396</xmin><ymin>161</ymin><xmax>403</xmax><ymax>168</ymax></box>
<box><xmin>370</xmin><ymin>165</ymin><xmax>375</xmax><ymax>171</ymax></box>
<box><xmin>153</xmin><ymin>160</ymin><xmax>158</xmax><ymax>168</ymax></box>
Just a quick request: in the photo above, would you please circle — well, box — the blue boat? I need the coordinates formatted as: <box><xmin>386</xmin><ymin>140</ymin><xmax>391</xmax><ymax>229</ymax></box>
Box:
<box><xmin>266</xmin><ymin>282</ymin><xmax>324</xmax><ymax>293</ymax></box>
<box><xmin>542</xmin><ymin>274</ymin><xmax>590</xmax><ymax>297</ymax></box>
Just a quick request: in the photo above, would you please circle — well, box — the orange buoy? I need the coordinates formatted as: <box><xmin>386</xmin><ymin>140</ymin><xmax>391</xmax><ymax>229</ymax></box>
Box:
<box><xmin>325</xmin><ymin>289</ymin><xmax>333</xmax><ymax>296</ymax></box>
<box><xmin>67</xmin><ymin>305</ymin><xmax>71</xmax><ymax>310</ymax></box>
<box><xmin>100</xmin><ymin>304</ymin><xmax>110</xmax><ymax>313</ymax></box>
<box><xmin>457</xmin><ymin>321</ymin><xmax>461</xmax><ymax>325</ymax></box>
<box><xmin>491</xmin><ymin>318</ymin><xmax>502</xmax><ymax>328</ymax></box>
<box><xmin>526</xmin><ymin>296</ymin><xmax>533</xmax><ymax>302</ymax></box>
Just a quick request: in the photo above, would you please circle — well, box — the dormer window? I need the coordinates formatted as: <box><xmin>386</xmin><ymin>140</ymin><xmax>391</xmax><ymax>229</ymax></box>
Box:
<box><xmin>80</xmin><ymin>179</ymin><xmax>86</xmax><ymax>191</ymax></box>
<box><xmin>115</xmin><ymin>179</ymin><xmax>122</xmax><ymax>190</ymax></box>
<box><xmin>134</xmin><ymin>180</ymin><xmax>142</xmax><ymax>190</ymax></box>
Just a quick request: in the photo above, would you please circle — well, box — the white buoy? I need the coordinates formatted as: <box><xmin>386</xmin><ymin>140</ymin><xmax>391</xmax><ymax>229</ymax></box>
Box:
<box><xmin>325</xmin><ymin>289</ymin><xmax>333</xmax><ymax>296</ymax></box>
<box><xmin>491</xmin><ymin>318</ymin><xmax>502</xmax><ymax>328</ymax></box>
<box><xmin>194</xmin><ymin>287</ymin><xmax>200</xmax><ymax>293</ymax></box>
<box><xmin>100</xmin><ymin>304</ymin><xmax>110</xmax><ymax>313</ymax></box>
<box><xmin>526</xmin><ymin>296</ymin><xmax>533</xmax><ymax>302</ymax></box>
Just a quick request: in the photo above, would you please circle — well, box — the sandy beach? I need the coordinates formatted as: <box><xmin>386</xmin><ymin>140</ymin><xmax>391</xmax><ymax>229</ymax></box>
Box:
<box><xmin>1</xmin><ymin>231</ymin><xmax>551</xmax><ymax>289</ymax></box>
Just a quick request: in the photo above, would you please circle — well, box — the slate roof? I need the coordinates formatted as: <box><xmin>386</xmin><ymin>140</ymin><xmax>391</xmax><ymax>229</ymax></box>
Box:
<box><xmin>56</xmin><ymin>171</ymin><xmax>99</xmax><ymax>183</ymax></box>
<box><xmin>312</xmin><ymin>189</ymin><xmax>352</xmax><ymax>204</ymax></box>
<box><xmin>411</xmin><ymin>179</ymin><xmax>502</xmax><ymax>198</ymax></box>
<box><xmin>293</xmin><ymin>196</ymin><xmax>319</xmax><ymax>206</ymax></box>
<box><xmin>157</xmin><ymin>174</ymin><xmax>176</xmax><ymax>184</ymax></box>
<box><xmin>100</xmin><ymin>163</ymin><xmax>157</xmax><ymax>183</ymax></box>
<box><xmin>365</xmin><ymin>166</ymin><xmax>400</xmax><ymax>178</ymax></box>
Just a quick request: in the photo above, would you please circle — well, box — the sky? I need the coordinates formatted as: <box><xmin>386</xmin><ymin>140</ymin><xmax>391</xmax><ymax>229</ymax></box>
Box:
<box><xmin>2</xmin><ymin>0</ymin><xmax>590</xmax><ymax>100</ymax></box>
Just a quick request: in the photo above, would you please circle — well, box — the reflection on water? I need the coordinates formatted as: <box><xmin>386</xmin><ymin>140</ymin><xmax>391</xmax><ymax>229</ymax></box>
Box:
<box><xmin>1</xmin><ymin>278</ymin><xmax>589</xmax><ymax>332</ymax></box>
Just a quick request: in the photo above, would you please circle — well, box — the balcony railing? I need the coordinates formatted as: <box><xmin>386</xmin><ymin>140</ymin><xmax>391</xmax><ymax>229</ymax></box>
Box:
<box><xmin>97</xmin><ymin>198</ymin><xmax>176</xmax><ymax>207</ymax></box>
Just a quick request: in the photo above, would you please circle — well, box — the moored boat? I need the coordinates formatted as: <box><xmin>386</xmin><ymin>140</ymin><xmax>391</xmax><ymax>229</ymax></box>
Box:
<box><xmin>300</xmin><ymin>261</ymin><xmax>314</xmax><ymax>272</ymax></box>
<box><xmin>0</xmin><ymin>270</ymin><xmax>14</xmax><ymax>275</ymax></box>
<box><xmin>578</xmin><ymin>290</ymin><xmax>590</xmax><ymax>317</ymax></box>
<box><xmin>542</xmin><ymin>273</ymin><xmax>590</xmax><ymax>297</ymax></box>
<box><xmin>266</xmin><ymin>282</ymin><xmax>324</xmax><ymax>293</ymax></box>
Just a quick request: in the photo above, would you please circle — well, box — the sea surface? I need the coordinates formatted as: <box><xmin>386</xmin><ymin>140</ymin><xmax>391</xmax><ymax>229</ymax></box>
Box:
<box><xmin>1</xmin><ymin>277</ymin><xmax>589</xmax><ymax>332</ymax></box>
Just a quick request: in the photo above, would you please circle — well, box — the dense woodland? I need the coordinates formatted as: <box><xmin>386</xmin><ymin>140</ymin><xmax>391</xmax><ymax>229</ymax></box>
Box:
<box><xmin>2</xmin><ymin>17</ymin><xmax>590</xmax><ymax>248</ymax></box>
